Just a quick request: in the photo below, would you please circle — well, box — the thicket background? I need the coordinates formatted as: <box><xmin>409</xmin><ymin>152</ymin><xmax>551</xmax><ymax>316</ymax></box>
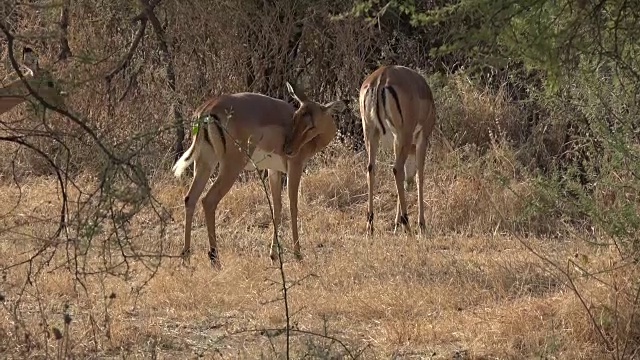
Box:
<box><xmin>1</xmin><ymin>0</ymin><xmax>639</xmax><ymax>358</ymax></box>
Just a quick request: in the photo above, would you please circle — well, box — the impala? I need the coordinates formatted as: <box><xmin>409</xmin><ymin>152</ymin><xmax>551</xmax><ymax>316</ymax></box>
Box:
<box><xmin>1</xmin><ymin>47</ymin><xmax>67</xmax><ymax>116</ymax></box>
<box><xmin>359</xmin><ymin>65</ymin><xmax>437</xmax><ymax>235</ymax></box>
<box><xmin>173</xmin><ymin>82</ymin><xmax>345</xmax><ymax>266</ymax></box>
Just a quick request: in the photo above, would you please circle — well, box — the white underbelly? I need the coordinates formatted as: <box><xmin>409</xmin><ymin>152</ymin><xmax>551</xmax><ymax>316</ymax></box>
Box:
<box><xmin>244</xmin><ymin>148</ymin><xmax>287</xmax><ymax>173</ymax></box>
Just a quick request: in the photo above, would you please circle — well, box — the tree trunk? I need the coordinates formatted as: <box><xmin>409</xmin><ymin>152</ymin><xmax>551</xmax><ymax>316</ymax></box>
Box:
<box><xmin>139</xmin><ymin>0</ymin><xmax>185</xmax><ymax>162</ymax></box>
<box><xmin>57</xmin><ymin>0</ymin><xmax>72</xmax><ymax>61</ymax></box>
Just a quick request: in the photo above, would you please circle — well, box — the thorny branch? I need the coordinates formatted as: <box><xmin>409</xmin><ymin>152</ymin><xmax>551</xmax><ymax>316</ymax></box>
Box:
<box><xmin>0</xmin><ymin>22</ymin><xmax>124</xmax><ymax>168</ymax></box>
<box><xmin>0</xmin><ymin>16</ymin><xmax>172</xmax><ymax>289</ymax></box>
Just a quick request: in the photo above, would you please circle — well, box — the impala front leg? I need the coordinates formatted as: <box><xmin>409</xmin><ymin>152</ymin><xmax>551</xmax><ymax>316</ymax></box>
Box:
<box><xmin>287</xmin><ymin>160</ymin><xmax>304</xmax><ymax>260</ymax></box>
<box><xmin>268</xmin><ymin>169</ymin><xmax>283</xmax><ymax>263</ymax></box>
<box><xmin>365</xmin><ymin>129</ymin><xmax>380</xmax><ymax>236</ymax></box>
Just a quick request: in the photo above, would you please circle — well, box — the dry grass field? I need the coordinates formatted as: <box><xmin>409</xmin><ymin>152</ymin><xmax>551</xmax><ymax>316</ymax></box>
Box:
<box><xmin>0</xmin><ymin>146</ymin><xmax>630</xmax><ymax>359</ymax></box>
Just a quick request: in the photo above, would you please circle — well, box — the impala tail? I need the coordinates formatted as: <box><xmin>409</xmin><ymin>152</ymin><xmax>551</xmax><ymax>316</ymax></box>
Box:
<box><xmin>172</xmin><ymin>132</ymin><xmax>199</xmax><ymax>178</ymax></box>
<box><xmin>172</xmin><ymin>112</ymin><xmax>225</xmax><ymax>178</ymax></box>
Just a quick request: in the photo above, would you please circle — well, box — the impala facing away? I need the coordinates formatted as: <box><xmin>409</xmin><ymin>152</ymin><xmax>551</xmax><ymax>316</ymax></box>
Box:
<box><xmin>1</xmin><ymin>47</ymin><xmax>67</xmax><ymax>116</ymax></box>
<box><xmin>173</xmin><ymin>83</ymin><xmax>345</xmax><ymax>266</ymax></box>
<box><xmin>359</xmin><ymin>65</ymin><xmax>437</xmax><ymax>235</ymax></box>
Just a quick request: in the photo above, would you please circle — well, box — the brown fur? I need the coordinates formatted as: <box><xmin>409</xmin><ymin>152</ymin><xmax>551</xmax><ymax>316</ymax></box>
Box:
<box><xmin>359</xmin><ymin>65</ymin><xmax>437</xmax><ymax>235</ymax></box>
<box><xmin>173</xmin><ymin>85</ymin><xmax>345</xmax><ymax>266</ymax></box>
<box><xmin>0</xmin><ymin>48</ymin><xmax>67</xmax><ymax>116</ymax></box>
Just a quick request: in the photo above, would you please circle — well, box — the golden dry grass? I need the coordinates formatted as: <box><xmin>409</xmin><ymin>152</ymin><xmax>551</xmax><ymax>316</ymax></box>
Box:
<box><xmin>0</xmin><ymin>150</ymin><xmax>635</xmax><ymax>359</ymax></box>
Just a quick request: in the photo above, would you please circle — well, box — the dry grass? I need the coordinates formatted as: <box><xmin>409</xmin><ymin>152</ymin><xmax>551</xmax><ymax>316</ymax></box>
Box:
<box><xmin>0</xmin><ymin>150</ymin><xmax>635</xmax><ymax>359</ymax></box>
<box><xmin>435</xmin><ymin>73</ymin><xmax>524</xmax><ymax>151</ymax></box>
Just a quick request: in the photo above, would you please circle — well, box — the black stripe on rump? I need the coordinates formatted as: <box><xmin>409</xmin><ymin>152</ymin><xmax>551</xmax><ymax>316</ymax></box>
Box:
<box><xmin>373</xmin><ymin>86</ymin><xmax>386</xmax><ymax>135</ymax></box>
<box><xmin>385</xmin><ymin>86</ymin><xmax>403</xmax><ymax>122</ymax></box>
<box><xmin>212</xmin><ymin>114</ymin><xmax>226</xmax><ymax>153</ymax></box>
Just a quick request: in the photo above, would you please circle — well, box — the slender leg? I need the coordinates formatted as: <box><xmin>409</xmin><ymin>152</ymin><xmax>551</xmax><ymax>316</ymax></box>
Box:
<box><xmin>365</xmin><ymin>129</ymin><xmax>380</xmax><ymax>236</ymax></box>
<box><xmin>181</xmin><ymin>159</ymin><xmax>216</xmax><ymax>262</ymax></box>
<box><xmin>394</xmin><ymin>141</ymin><xmax>402</xmax><ymax>226</ymax></box>
<box><xmin>268</xmin><ymin>169</ymin><xmax>283</xmax><ymax>262</ymax></box>
<box><xmin>287</xmin><ymin>160</ymin><xmax>304</xmax><ymax>260</ymax></box>
<box><xmin>404</xmin><ymin>151</ymin><xmax>417</xmax><ymax>191</ymax></box>
<box><xmin>392</xmin><ymin>136</ymin><xmax>412</xmax><ymax>234</ymax></box>
<box><xmin>201</xmin><ymin>159</ymin><xmax>245</xmax><ymax>268</ymax></box>
<box><xmin>416</xmin><ymin>134</ymin><xmax>428</xmax><ymax>235</ymax></box>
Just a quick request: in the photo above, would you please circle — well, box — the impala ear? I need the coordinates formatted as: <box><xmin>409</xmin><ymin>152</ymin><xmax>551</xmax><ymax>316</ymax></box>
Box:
<box><xmin>286</xmin><ymin>81</ymin><xmax>308</xmax><ymax>103</ymax></box>
<box><xmin>324</xmin><ymin>100</ymin><xmax>346</xmax><ymax>114</ymax></box>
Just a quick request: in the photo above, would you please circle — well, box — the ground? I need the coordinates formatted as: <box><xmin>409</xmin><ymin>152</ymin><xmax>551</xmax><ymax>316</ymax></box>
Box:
<box><xmin>0</xmin><ymin>152</ymin><xmax>616</xmax><ymax>359</ymax></box>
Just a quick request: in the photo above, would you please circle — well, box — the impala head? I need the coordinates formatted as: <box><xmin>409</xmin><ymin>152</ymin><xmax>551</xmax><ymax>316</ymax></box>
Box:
<box><xmin>0</xmin><ymin>47</ymin><xmax>68</xmax><ymax>115</ymax></box>
<box><xmin>283</xmin><ymin>81</ymin><xmax>346</xmax><ymax>157</ymax></box>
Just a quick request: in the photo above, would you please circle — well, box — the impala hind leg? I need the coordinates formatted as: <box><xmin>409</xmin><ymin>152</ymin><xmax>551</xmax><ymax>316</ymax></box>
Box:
<box><xmin>268</xmin><ymin>169</ymin><xmax>283</xmax><ymax>263</ymax></box>
<box><xmin>416</xmin><ymin>134</ymin><xmax>429</xmax><ymax>235</ymax></box>
<box><xmin>181</xmin><ymin>159</ymin><xmax>215</xmax><ymax>263</ymax></box>
<box><xmin>201</xmin><ymin>159</ymin><xmax>245</xmax><ymax>268</ymax></box>
<box><xmin>365</xmin><ymin>129</ymin><xmax>380</xmax><ymax>236</ymax></box>
<box><xmin>393</xmin><ymin>138</ymin><xmax>412</xmax><ymax>234</ymax></box>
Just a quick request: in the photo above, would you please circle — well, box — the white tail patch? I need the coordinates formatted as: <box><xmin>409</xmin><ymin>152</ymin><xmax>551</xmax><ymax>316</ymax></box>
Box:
<box><xmin>245</xmin><ymin>148</ymin><xmax>287</xmax><ymax>173</ymax></box>
<box><xmin>172</xmin><ymin>148</ymin><xmax>193</xmax><ymax>178</ymax></box>
<box><xmin>172</xmin><ymin>135</ymin><xmax>199</xmax><ymax>178</ymax></box>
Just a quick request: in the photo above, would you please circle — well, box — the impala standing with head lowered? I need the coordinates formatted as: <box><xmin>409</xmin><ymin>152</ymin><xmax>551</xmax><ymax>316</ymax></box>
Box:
<box><xmin>1</xmin><ymin>47</ymin><xmax>67</xmax><ymax>116</ymax></box>
<box><xmin>172</xmin><ymin>82</ymin><xmax>345</xmax><ymax>266</ymax></box>
<box><xmin>359</xmin><ymin>65</ymin><xmax>437</xmax><ymax>236</ymax></box>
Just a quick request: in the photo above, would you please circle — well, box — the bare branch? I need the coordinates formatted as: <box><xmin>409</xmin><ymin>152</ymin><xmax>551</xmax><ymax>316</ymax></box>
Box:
<box><xmin>57</xmin><ymin>0</ymin><xmax>72</xmax><ymax>61</ymax></box>
<box><xmin>104</xmin><ymin>18</ymin><xmax>148</xmax><ymax>83</ymax></box>
<box><xmin>138</xmin><ymin>0</ymin><xmax>185</xmax><ymax>161</ymax></box>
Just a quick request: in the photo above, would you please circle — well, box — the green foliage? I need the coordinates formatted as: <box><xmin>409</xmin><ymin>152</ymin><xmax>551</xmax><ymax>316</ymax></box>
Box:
<box><xmin>352</xmin><ymin>0</ymin><xmax>640</xmax><ymax>93</ymax></box>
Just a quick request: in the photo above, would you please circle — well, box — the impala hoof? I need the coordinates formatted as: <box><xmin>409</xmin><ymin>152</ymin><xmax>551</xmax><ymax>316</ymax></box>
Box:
<box><xmin>404</xmin><ymin>178</ymin><xmax>416</xmax><ymax>192</ymax></box>
<box><xmin>419</xmin><ymin>222</ymin><xmax>427</xmax><ymax>236</ymax></box>
<box><xmin>366</xmin><ymin>212</ymin><xmax>374</xmax><ymax>237</ymax></box>
<box><xmin>180</xmin><ymin>248</ymin><xmax>191</xmax><ymax>264</ymax></box>
<box><xmin>393</xmin><ymin>224</ymin><xmax>411</xmax><ymax>235</ymax></box>
<box><xmin>208</xmin><ymin>248</ymin><xmax>221</xmax><ymax>269</ymax></box>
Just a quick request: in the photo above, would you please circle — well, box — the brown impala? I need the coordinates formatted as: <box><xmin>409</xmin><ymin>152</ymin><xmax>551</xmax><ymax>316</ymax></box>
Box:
<box><xmin>359</xmin><ymin>65</ymin><xmax>437</xmax><ymax>236</ymax></box>
<box><xmin>173</xmin><ymin>82</ymin><xmax>345</xmax><ymax>266</ymax></box>
<box><xmin>0</xmin><ymin>47</ymin><xmax>67</xmax><ymax>116</ymax></box>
